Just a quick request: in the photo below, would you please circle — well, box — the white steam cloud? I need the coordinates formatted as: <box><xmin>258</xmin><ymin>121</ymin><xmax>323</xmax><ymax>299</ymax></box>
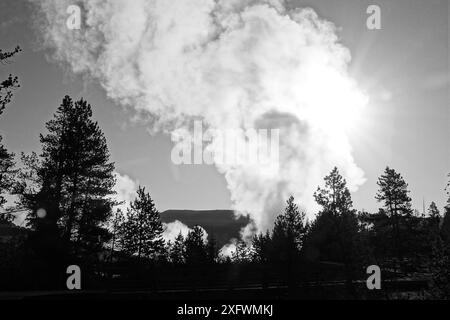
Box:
<box><xmin>113</xmin><ymin>172</ymin><xmax>139</xmax><ymax>212</ymax></box>
<box><xmin>33</xmin><ymin>0</ymin><xmax>368</xmax><ymax>239</ymax></box>
<box><xmin>162</xmin><ymin>220</ymin><xmax>208</xmax><ymax>243</ymax></box>
<box><xmin>219</xmin><ymin>239</ymin><xmax>239</xmax><ymax>258</ymax></box>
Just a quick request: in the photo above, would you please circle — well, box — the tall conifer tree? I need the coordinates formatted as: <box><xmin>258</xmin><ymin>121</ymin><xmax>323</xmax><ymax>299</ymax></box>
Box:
<box><xmin>120</xmin><ymin>186</ymin><xmax>164</xmax><ymax>260</ymax></box>
<box><xmin>18</xmin><ymin>96</ymin><xmax>116</xmax><ymax>255</ymax></box>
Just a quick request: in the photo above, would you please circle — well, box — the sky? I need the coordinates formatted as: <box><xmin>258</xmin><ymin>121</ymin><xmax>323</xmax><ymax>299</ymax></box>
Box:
<box><xmin>0</xmin><ymin>0</ymin><xmax>448</xmax><ymax>223</ymax></box>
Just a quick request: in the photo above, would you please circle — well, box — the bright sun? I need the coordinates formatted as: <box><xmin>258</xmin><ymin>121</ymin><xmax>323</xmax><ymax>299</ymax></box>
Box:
<box><xmin>298</xmin><ymin>64</ymin><xmax>369</xmax><ymax>135</ymax></box>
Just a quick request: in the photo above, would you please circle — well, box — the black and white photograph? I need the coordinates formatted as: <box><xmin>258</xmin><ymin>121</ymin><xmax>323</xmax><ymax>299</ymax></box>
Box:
<box><xmin>0</xmin><ymin>0</ymin><xmax>449</xmax><ymax>311</ymax></box>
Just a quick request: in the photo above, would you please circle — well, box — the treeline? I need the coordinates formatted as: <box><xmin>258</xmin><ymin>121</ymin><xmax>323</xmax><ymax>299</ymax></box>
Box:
<box><xmin>1</xmin><ymin>47</ymin><xmax>450</xmax><ymax>299</ymax></box>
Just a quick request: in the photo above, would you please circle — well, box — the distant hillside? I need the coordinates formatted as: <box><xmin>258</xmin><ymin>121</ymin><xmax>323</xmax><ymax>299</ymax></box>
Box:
<box><xmin>161</xmin><ymin>210</ymin><xmax>250</xmax><ymax>248</ymax></box>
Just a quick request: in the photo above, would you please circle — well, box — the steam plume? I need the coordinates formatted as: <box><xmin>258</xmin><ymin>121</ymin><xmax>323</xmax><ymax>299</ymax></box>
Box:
<box><xmin>32</xmin><ymin>0</ymin><xmax>368</xmax><ymax>239</ymax></box>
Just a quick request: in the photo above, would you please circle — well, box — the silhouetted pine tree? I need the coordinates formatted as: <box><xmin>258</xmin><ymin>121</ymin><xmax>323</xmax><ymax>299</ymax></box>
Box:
<box><xmin>375</xmin><ymin>167</ymin><xmax>413</xmax><ymax>273</ymax></box>
<box><xmin>442</xmin><ymin>175</ymin><xmax>450</xmax><ymax>243</ymax></box>
<box><xmin>170</xmin><ymin>232</ymin><xmax>186</xmax><ymax>264</ymax></box>
<box><xmin>308</xmin><ymin>167</ymin><xmax>362</xmax><ymax>293</ymax></box>
<box><xmin>109</xmin><ymin>208</ymin><xmax>125</xmax><ymax>260</ymax></box>
<box><xmin>309</xmin><ymin>168</ymin><xmax>361</xmax><ymax>260</ymax></box>
<box><xmin>251</xmin><ymin>231</ymin><xmax>271</xmax><ymax>263</ymax></box>
<box><xmin>184</xmin><ymin>226</ymin><xmax>208</xmax><ymax>265</ymax></box>
<box><xmin>120</xmin><ymin>186</ymin><xmax>164</xmax><ymax>260</ymax></box>
<box><xmin>358</xmin><ymin>208</ymin><xmax>393</xmax><ymax>266</ymax></box>
<box><xmin>428</xmin><ymin>237</ymin><xmax>450</xmax><ymax>299</ymax></box>
<box><xmin>0</xmin><ymin>46</ymin><xmax>21</xmax><ymax>115</ymax></box>
<box><xmin>206</xmin><ymin>235</ymin><xmax>219</xmax><ymax>264</ymax></box>
<box><xmin>428</xmin><ymin>202</ymin><xmax>441</xmax><ymax>236</ymax></box>
<box><xmin>232</xmin><ymin>241</ymin><xmax>251</xmax><ymax>263</ymax></box>
<box><xmin>441</xmin><ymin>213</ymin><xmax>450</xmax><ymax>242</ymax></box>
<box><xmin>0</xmin><ymin>46</ymin><xmax>20</xmax><ymax>217</ymax></box>
<box><xmin>271</xmin><ymin>196</ymin><xmax>307</xmax><ymax>261</ymax></box>
<box><xmin>0</xmin><ymin>137</ymin><xmax>15</xmax><ymax>211</ymax></box>
<box><xmin>17</xmin><ymin>96</ymin><xmax>116</xmax><ymax>257</ymax></box>
<box><xmin>428</xmin><ymin>175</ymin><xmax>450</xmax><ymax>297</ymax></box>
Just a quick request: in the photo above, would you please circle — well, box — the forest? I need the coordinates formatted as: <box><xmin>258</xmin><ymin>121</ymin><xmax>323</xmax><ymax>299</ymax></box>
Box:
<box><xmin>1</xmin><ymin>46</ymin><xmax>450</xmax><ymax>300</ymax></box>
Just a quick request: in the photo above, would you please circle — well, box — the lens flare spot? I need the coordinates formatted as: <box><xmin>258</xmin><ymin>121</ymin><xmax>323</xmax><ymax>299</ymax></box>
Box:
<box><xmin>37</xmin><ymin>208</ymin><xmax>47</xmax><ymax>219</ymax></box>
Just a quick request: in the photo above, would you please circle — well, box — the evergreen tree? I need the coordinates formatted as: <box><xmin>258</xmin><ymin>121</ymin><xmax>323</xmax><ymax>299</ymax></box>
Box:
<box><xmin>120</xmin><ymin>186</ymin><xmax>164</xmax><ymax>260</ymax></box>
<box><xmin>170</xmin><ymin>232</ymin><xmax>186</xmax><ymax>264</ymax></box>
<box><xmin>314</xmin><ymin>167</ymin><xmax>354</xmax><ymax>215</ymax></box>
<box><xmin>269</xmin><ymin>196</ymin><xmax>308</xmax><ymax>288</ymax></box>
<box><xmin>426</xmin><ymin>198</ymin><xmax>449</xmax><ymax>298</ymax></box>
<box><xmin>0</xmin><ymin>46</ymin><xmax>20</xmax><ymax>214</ymax></box>
<box><xmin>443</xmin><ymin>174</ymin><xmax>450</xmax><ymax>242</ymax></box>
<box><xmin>17</xmin><ymin>96</ymin><xmax>116</xmax><ymax>255</ymax></box>
<box><xmin>428</xmin><ymin>202</ymin><xmax>441</xmax><ymax>235</ymax></box>
<box><xmin>184</xmin><ymin>226</ymin><xmax>208</xmax><ymax>265</ymax></box>
<box><xmin>206</xmin><ymin>235</ymin><xmax>219</xmax><ymax>264</ymax></box>
<box><xmin>441</xmin><ymin>210</ymin><xmax>450</xmax><ymax>242</ymax></box>
<box><xmin>428</xmin><ymin>237</ymin><xmax>450</xmax><ymax>299</ymax></box>
<box><xmin>309</xmin><ymin>168</ymin><xmax>360</xmax><ymax>262</ymax></box>
<box><xmin>251</xmin><ymin>231</ymin><xmax>271</xmax><ymax>263</ymax></box>
<box><xmin>376</xmin><ymin>167</ymin><xmax>412</xmax><ymax>218</ymax></box>
<box><xmin>232</xmin><ymin>241</ymin><xmax>251</xmax><ymax>263</ymax></box>
<box><xmin>308</xmin><ymin>167</ymin><xmax>362</xmax><ymax>291</ymax></box>
<box><xmin>375</xmin><ymin>167</ymin><xmax>413</xmax><ymax>272</ymax></box>
<box><xmin>271</xmin><ymin>196</ymin><xmax>307</xmax><ymax>261</ymax></box>
<box><xmin>447</xmin><ymin>172</ymin><xmax>450</xmax><ymax>207</ymax></box>
<box><xmin>109</xmin><ymin>208</ymin><xmax>125</xmax><ymax>260</ymax></box>
<box><xmin>0</xmin><ymin>137</ymin><xmax>15</xmax><ymax>210</ymax></box>
<box><xmin>0</xmin><ymin>46</ymin><xmax>21</xmax><ymax>115</ymax></box>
